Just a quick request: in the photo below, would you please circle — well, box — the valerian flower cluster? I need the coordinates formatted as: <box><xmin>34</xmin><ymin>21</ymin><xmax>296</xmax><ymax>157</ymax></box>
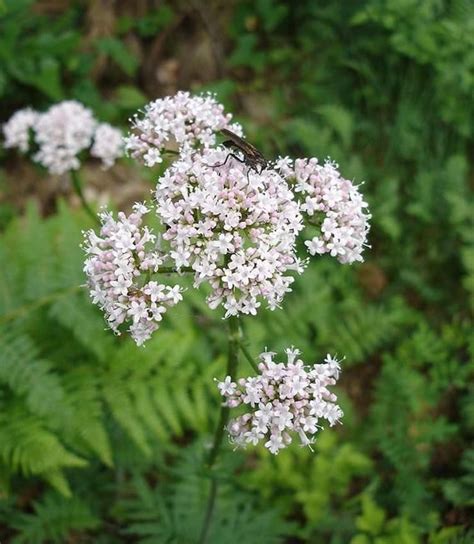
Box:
<box><xmin>277</xmin><ymin>157</ymin><xmax>370</xmax><ymax>264</ymax></box>
<box><xmin>82</xmin><ymin>203</ymin><xmax>183</xmax><ymax>346</ymax></box>
<box><xmin>79</xmin><ymin>91</ymin><xmax>370</xmax><ymax>453</ymax></box>
<box><xmin>2</xmin><ymin>100</ymin><xmax>123</xmax><ymax>174</ymax></box>
<box><xmin>2</xmin><ymin>90</ymin><xmax>367</xmax><ymax>456</ymax></box>
<box><xmin>156</xmin><ymin>148</ymin><xmax>305</xmax><ymax>317</ymax></box>
<box><xmin>81</xmin><ymin>92</ymin><xmax>370</xmax><ymax>345</ymax></box>
<box><xmin>217</xmin><ymin>349</ymin><xmax>343</xmax><ymax>454</ymax></box>
<box><xmin>125</xmin><ymin>90</ymin><xmax>243</xmax><ymax>167</ymax></box>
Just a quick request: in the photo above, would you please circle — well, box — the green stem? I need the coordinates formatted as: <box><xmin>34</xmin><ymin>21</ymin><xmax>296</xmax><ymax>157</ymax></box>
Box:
<box><xmin>198</xmin><ymin>315</ymin><xmax>240</xmax><ymax>544</ymax></box>
<box><xmin>239</xmin><ymin>342</ymin><xmax>259</xmax><ymax>373</ymax></box>
<box><xmin>155</xmin><ymin>266</ymin><xmax>194</xmax><ymax>274</ymax></box>
<box><xmin>163</xmin><ymin>148</ymin><xmax>180</xmax><ymax>156</ymax></box>
<box><xmin>70</xmin><ymin>170</ymin><xmax>98</xmax><ymax>224</ymax></box>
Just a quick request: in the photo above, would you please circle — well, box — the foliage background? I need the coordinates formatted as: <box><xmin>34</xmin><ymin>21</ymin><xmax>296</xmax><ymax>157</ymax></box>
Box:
<box><xmin>0</xmin><ymin>0</ymin><xmax>473</xmax><ymax>542</ymax></box>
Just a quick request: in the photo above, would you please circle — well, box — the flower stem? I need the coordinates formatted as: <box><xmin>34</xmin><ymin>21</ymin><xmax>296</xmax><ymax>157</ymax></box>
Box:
<box><xmin>239</xmin><ymin>342</ymin><xmax>259</xmax><ymax>373</ymax></box>
<box><xmin>155</xmin><ymin>266</ymin><xmax>194</xmax><ymax>274</ymax></box>
<box><xmin>198</xmin><ymin>315</ymin><xmax>240</xmax><ymax>544</ymax></box>
<box><xmin>70</xmin><ymin>170</ymin><xmax>99</xmax><ymax>224</ymax></box>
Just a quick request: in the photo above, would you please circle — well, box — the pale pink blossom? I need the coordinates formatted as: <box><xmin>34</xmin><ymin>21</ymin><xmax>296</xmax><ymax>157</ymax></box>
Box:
<box><xmin>33</xmin><ymin>101</ymin><xmax>97</xmax><ymax>174</ymax></box>
<box><xmin>3</xmin><ymin>101</ymin><xmax>124</xmax><ymax>174</ymax></box>
<box><xmin>125</xmin><ymin>91</ymin><xmax>243</xmax><ymax>166</ymax></box>
<box><xmin>91</xmin><ymin>123</ymin><xmax>124</xmax><ymax>169</ymax></box>
<box><xmin>277</xmin><ymin>157</ymin><xmax>371</xmax><ymax>264</ymax></box>
<box><xmin>2</xmin><ymin>108</ymin><xmax>38</xmax><ymax>152</ymax></box>
<box><xmin>83</xmin><ymin>203</ymin><xmax>182</xmax><ymax>346</ymax></box>
<box><xmin>155</xmin><ymin>148</ymin><xmax>305</xmax><ymax>317</ymax></box>
<box><xmin>217</xmin><ymin>349</ymin><xmax>343</xmax><ymax>454</ymax></box>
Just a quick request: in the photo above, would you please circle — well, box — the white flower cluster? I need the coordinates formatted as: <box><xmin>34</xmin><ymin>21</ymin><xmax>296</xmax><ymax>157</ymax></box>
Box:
<box><xmin>78</xmin><ymin>92</ymin><xmax>371</xmax><ymax>348</ymax></box>
<box><xmin>156</xmin><ymin>148</ymin><xmax>305</xmax><ymax>317</ymax></box>
<box><xmin>217</xmin><ymin>348</ymin><xmax>343</xmax><ymax>454</ymax></box>
<box><xmin>2</xmin><ymin>100</ymin><xmax>124</xmax><ymax>174</ymax></box>
<box><xmin>82</xmin><ymin>203</ymin><xmax>183</xmax><ymax>346</ymax></box>
<box><xmin>277</xmin><ymin>157</ymin><xmax>370</xmax><ymax>264</ymax></box>
<box><xmin>33</xmin><ymin>101</ymin><xmax>97</xmax><ymax>175</ymax></box>
<box><xmin>90</xmin><ymin>123</ymin><xmax>124</xmax><ymax>169</ymax></box>
<box><xmin>125</xmin><ymin>91</ymin><xmax>243</xmax><ymax>167</ymax></box>
<box><xmin>2</xmin><ymin>108</ymin><xmax>38</xmax><ymax>152</ymax></box>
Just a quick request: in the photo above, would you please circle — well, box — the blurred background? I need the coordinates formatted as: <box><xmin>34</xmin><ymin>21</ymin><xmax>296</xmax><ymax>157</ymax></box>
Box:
<box><xmin>0</xmin><ymin>1</ymin><xmax>473</xmax><ymax>542</ymax></box>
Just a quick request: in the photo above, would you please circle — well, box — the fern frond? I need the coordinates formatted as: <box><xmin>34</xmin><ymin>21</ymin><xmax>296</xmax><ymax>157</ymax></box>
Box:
<box><xmin>10</xmin><ymin>491</ymin><xmax>99</xmax><ymax>544</ymax></box>
<box><xmin>442</xmin><ymin>449</ymin><xmax>474</xmax><ymax>507</ymax></box>
<box><xmin>0</xmin><ymin>405</ymin><xmax>86</xmax><ymax>495</ymax></box>
<box><xmin>0</xmin><ymin>324</ymin><xmax>65</xmax><ymax>424</ymax></box>
<box><xmin>61</xmin><ymin>368</ymin><xmax>113</xmax><ymax>466</ymax></box>
<box><xmin>121</xmin><ymin>443</ymin><xmax>291</xmax><ymax>544</ymax></box>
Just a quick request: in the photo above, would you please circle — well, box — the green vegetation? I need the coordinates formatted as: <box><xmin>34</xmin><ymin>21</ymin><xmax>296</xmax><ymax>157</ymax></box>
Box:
<box><xmin>0</xmin><ymin>1</ymin><xmax>472</xmax><ymax>542</ymax></box>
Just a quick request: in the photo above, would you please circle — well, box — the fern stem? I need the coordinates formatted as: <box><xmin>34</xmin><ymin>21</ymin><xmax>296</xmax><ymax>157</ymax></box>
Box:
<box><xmin>0</xmin><ymin>285</ymin><xmax>83</xmax><ymax>324</ymax></box>
<box><xmin>199</xmin><ymin>315</ymin><xmax>240</xmax><ymax>544</ymax></box>
<box><xmin>70</xmin><ymin>170</ymin><xmax>99</xmax><ymax>224</ymax></box>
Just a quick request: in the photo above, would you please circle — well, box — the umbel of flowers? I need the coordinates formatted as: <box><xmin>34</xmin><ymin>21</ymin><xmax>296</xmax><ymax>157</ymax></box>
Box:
<box><xmin>125</xmin><ymin>90</ymin><xmax>243</xmax><ymax>166</ymax></box>
<box><xmin>276</xmin><ymin>157</ymin><xmax>370</xmax><ymax>264</ymax></box>
<box><xmin>155</xmin><ymin>148</ymin><xmax>305</xmax><ymax>318</ymax></box>
<box><xmin>217</xmin><ymin>349</ymin><xmax>343</xmax><ymax>454</ymax></box>
<box><xmin>81</xmin><ymin>91</ymin><xmax>370</xmax><ymax>459</ymax></box>
<box><xmin>82</xmin><ymin>203</ymin><xmax>183</xmax><ymax>346</ymax></box>
<box><xmin>2</xmin><ymin>100</ymin><xmax>123</xmax><ymax>174</ymax></box>
<box><xmin>84</xmin><ymin>92</ymin><xmax>370</xmax><ymax>342</ymax></box>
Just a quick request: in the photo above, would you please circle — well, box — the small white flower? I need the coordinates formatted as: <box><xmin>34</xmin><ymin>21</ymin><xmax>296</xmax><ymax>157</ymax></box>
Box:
<box><xmin>255</xmin><ymin>402</ymin><xmax>273</xmax><ymax>424</ymax></box>
<box><xmin>305</xmin><ymin>237</ymin><xmax>327</xmax><ymax>255</ymax></box>
<box><xmin>245</xmin><ymin>428</ymin><xmax>264</xmax><ymax>445</ymax></box>
<box><xmin>265</xmin><ymin>433</ymin><xmax>284</xmax><ymax>454</ymax></box>
<box><xmin>217</xmin><ymin>376</ymin><xmax>237</xmax><ymax>396</ymax></box>
<box><xmin>129</xmin><ymin>300</ymin><xmax>149</xmax><ymax>323</ymax></box>
<box><xmin>144</xmin><ymin>147</ymin><xmax>163</xmax><ymax>167</ymax></box>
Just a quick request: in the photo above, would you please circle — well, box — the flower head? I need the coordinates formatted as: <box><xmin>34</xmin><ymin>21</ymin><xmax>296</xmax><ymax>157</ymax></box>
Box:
<box><xmin>2</xmin><ymin>108</ymin><xmax>38</xmax><ymax>153</ymax></box>
<box><xmin>82</xmin><ymin>203</ymin><xmax>182</xmax><ymax>346</ymax></box>
<box><xmin>125</xmin><ymin>91</ymin><xmax>243</xmax><ymax>167</ymax></box>
<box><xmin>278</xmin><ymin>157</ymin><xmax>371</xmax><ymax>264</ymax></box>
<box><xmin>216</xmin><ymin>348</ymin><xmax>343</xmax><ymax>454</ymax></box>
<box><xmin>77</xmin><ymin>92</ymin><xmax>371</xmax><ymax>349</ymax></box>
<box><xmin>3</xmin><ymin>101</ymin><xmax>124</xmax><ymax>174</ymax></box>
<box><xmin>91</xmin><ymin>123</ymin><xmax>124</xmax><ymax>169</ymax></box>
<box><xmin>33</xmin><ymin>100</ymin><xmax>97</xmax><ymax>175</ymax></box>
<box><xmin>155</xmin><ymin>148</ymin><xmax>305</xmax><ymax>317</ymax></box>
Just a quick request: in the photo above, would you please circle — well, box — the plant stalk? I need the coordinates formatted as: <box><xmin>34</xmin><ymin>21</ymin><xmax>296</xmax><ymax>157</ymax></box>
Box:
<box><xmin>155</xmin><ymin>266</ymin><xmax>194</xmax><ymax>274</ymax></box>
<box><xmin>239</xmin><ymin>342</ymin><xmax>259</xmax><ymax>373</ymax></box>
<box><xmin>70</xmin><ymin>170</ymin><xmax>98</xmax><ymax>224</ymax></box>
<box><xmin>198</xmin><ymin>315</ymin><xmax>240</xmax><ymax>544</ymax></box>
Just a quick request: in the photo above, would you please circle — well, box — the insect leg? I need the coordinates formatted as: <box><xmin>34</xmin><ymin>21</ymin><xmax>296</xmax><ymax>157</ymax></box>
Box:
<box><xmin>211</xmin><ymin>153</ymin><xmax>247</xmax><ymax>168</ymax></box>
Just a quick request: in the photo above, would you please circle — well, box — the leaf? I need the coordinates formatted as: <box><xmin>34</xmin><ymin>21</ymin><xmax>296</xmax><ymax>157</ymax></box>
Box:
<box><xmin>317</xmin><ymin>104</ymin><xmax>354</xmax><ymax>148</ymax></box>
<box><xmin>114</xmin><ymin>85</ymin><xmax>148</xmax><ymax>110</ymax></box>
<box><xmin>13</xmin><ymin>57</ymin><xmax>64</xmax><ymax>99</ymax></box>
<box><xmin>356</xmin><ymin>495</ymin><xmax>386</xmax><ymax>536</ymax></box>
<box><xmin>11</xmin><ymin>492</ymin><xmax>99</xmax><ymax>544</ymax></box>
<box><xmin>96</xmin><ymin>37</ymin><xmax>139</xmax><ymax>76</ymax></box>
